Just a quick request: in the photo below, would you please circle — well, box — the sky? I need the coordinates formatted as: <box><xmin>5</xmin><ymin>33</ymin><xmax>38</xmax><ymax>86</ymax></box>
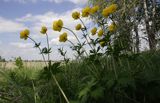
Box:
<box><xmin>0</xmin><ymin>0</ymin><xmax>89</xmax><ymax>60</ymax></box>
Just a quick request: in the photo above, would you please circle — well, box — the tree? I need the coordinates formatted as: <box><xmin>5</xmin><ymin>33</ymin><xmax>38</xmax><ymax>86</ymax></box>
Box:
<box><xmin>88</xmin><ymin>0</ymin><xmax>160</xmax><ymax>52</ymax></box>
<box><xmin>0</xmin><ymin>56</ymin><xmax>5</xmax><ymax>62</ymax></box>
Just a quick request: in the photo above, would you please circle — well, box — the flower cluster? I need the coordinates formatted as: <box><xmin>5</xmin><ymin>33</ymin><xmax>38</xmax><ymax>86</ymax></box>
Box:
<box><xmin>19</xmin><ymin>3</ymin><xmax>118</xmax><ymax>59</ymax></box>
<box><xmin>18</xmin><ymin>4</ymin><xmax>119</xmax><ymax>103</ymax></box>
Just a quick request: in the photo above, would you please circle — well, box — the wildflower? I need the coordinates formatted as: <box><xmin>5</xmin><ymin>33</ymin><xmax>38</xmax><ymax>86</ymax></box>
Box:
<box><xmin>59</xmin><ymin>32</ymin><xmax>68</xmax><ymax>42</ymax></box>
<box><xmin>75</xmin><ymin>24</ymin><xmax>82</xmax><ymax>30</ymax></box>
<box><xmin>40</xmin><ymin>26</ymin><xmax>47</xmax><ymax>34</ymax></box>
<box><xmin>102</xmin><ymin>4</ymin><xmax>118</xmax><ymax>17</ymax></box>
<box><xmin>72</xmin><ymin>11</ymin><xmax>80</xmax><ymax>20</ymax></box>
<box><xmin>53</xmin><ymin>19</ymin><xmax>63</xmax><ymax>32</ymax></box>
<box><xmin>108</xmin><ymin>23</ymin><xmax>116</xmax><ymax>32</ymax></box>
<box><xmin>98</xmin><ymin>29</ymin><xmax>104</xmax><ymax>37</ymax></box>
<box><xmin>99</xmin><ymin>41</ymin><xmax>105</xmax><ymax>47</ymax></box>
<box><xmin>90</xmin><ymin>5</ymin><xmax>99</xmax><ymax>14</ymax></box>
<box><xmin>20</xmin><ymin>29</ymin><xmax>30</xmax><ymax>40</ymax></box>
<box><xmin>82</xmin><ymin>6</ymin><xmax>91</xmax><ymax>17</ymax></box>
<box><xmin>91</xmin><ymin>27</ymin><xmax>97</xmax><ymax>35</ymax></box>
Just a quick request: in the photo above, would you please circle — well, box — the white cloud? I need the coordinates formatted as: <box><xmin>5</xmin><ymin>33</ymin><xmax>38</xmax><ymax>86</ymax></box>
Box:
<box><xmin>0</xmin><ymin>17</ymin><xmax>26</xmax><ymax>33</ymax></box>
<box><xmin>10</xmin><ymin>42</ymin><xmax>33</xmax><ymax>48</ymax></box>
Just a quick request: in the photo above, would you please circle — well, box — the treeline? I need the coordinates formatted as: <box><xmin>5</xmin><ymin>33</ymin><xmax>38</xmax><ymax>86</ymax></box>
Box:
<box><xmin>0</xmin><ymin>56</ymin><xmax>5</xmax><ymax>62</ymax></box>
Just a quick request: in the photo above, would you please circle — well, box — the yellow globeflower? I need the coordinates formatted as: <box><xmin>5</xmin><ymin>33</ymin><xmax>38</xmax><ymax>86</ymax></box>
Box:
<box><xmin>82</xmin><ymin>6</ymin><xmax>91</xmax><ymax>17</ymax></box>
<box><xmin>91</xmin><ymin>27</ymin><xmax>97</xmax><ymax>35</ymax></box>
<box><xmin>59</xmin><ymin>32</ymin><xmax>68</xmax><ymax>42</ymax></box>
<box><xmin>90</xmin><ymin>5</ymin><xmax>99</xmax><ymax>14</ymax></box>
<box><xmin>53</xmin><ymin>19</ymin><xmax>63</xmax><ymax>32</ymax></box>
<box><xmin>75</xmin><ymin>24</ymin><xmax>82</xmax><ymax>30</ymax></box>
<box><xmin>108</xmin><ymin>23</ymin><xmax>116</xmax><ymax>32</ymax></box>
<box><xmin>72</xmin><ymin>11</ymin><xmax>80</xmax><ymax>20</ymax></box>
<box><xmin>40</xmin><ymin>26</ymin><xmax>47</xmax><ymax>34</ymax></box>
<box><xmin>102</xmin><ymin>4</ymin><xmax>118</xmax><ymax>18</ymax></box>
<box><xmin>98</xmin><ymin>29</ymin><xmax>104</xmax><ymax>37</ymax></box>
<box><xmin>20</xmin><ymin>29</ymin><xmax>30</xmax><ymax>40</ymax></box>
<box><xmin>99</xmin><ymin>41</ymin><xmax>105</xmax><ymax>47</ymax></box>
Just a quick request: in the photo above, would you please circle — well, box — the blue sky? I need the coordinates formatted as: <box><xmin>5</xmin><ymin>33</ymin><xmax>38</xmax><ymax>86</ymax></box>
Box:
<box><xmin>0</xmin><ymin>0</ymin><xmax>88</xmax><ymax>60</ymax></box>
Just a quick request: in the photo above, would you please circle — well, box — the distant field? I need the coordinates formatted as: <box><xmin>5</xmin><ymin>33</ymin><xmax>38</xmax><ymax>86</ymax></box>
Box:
<box><xmin>0</xmin><ymin>61</ymin><xmax>46</xmax><ymax>69</ymax></box>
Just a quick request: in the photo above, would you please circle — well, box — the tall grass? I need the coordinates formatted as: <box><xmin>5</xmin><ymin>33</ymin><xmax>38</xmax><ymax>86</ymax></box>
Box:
<box><xmin>0</xmin><ymin>51</ymin><xmax>160</xmax><ymax>103</ymax></box>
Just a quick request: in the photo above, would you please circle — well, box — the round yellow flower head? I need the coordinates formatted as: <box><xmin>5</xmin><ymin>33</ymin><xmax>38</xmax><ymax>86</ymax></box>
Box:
<box><xmin>90</xmin><ymin>5</ymin><xmax>99</xmax><ymax>14</ymax></box>
<box><xmin>99</xmin><ymin>41</ymin><xmax>105</xmax><ymax>47</ymax></box>
<box><xmin>82</xmin><ymin>6</ymin><xmax>91</xmax><ymax>17</ymax></box>
<box><xmin>20</xmin><ymin>29</ymin><xmax>30</xmax><ymax>40</ymax></box>
<box><xmin>91</xmin><ymin>27</ymin><xmax>97</xmax><ymax>35</ymax></box>
<box><xmin>102</xmin><ymin>4</ymin><xmax>118</xmax><ymax>18</ymax></box>
<box><xmin>75</xmin><ymin>24</ymin><xmax>82</xmax><ymax>30</ymax></box>
<box><xmin>40</xmin><ymin>26</ymin><xmax>47</xmax><ymax>34</ymax></box>
<box><xmin>98</xmin><ymin>29</ymin><xmax>104</xmax><ymax>37</ymax></box>
<box><xmin>53</xmin><ymin>19</ymin><xmax>63</xmax><ymax>32</ymax></box>
<box><xmin>59</xmin><ymin>32</ymin><xmax>68</xmax><ymax>42</ymax></box>
<box><xmin>72</xmin><ymin>11</ymin><xmax>80</xmax><ymax>20</ymax></box>
<box><xmin>108</xmin><ymin>23</ymin><xmax>116</xmax><ymax>32</ymax></box>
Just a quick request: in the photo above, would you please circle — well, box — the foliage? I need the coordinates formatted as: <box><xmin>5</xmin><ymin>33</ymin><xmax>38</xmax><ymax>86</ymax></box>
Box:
<box><xmin>0</xmin><ymin>51</ymin><xmax>160</xmax><ymax>103</ymax></box>
<box><xmin>0</xmin><ymin>56</ymin><xmax>5</xmax><ymax>62</ymax></box>
<box><xmin>15</xmin><ymin>57</ymin><xmax>23</xmax><ymax>69</ymax></box>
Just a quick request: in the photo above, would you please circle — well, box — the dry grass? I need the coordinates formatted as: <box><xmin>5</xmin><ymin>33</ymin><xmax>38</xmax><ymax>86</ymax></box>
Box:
<box><xmin>0</xmin><ymin>61</ymin><xmax>45</xmax><ymax>69</ymax></box>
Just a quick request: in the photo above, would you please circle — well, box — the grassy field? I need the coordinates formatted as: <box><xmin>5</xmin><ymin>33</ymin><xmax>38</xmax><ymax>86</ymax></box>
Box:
<box><xmin>0</xmin><ymin>61</ymin><xmax>46</xmax><ymax>70</ymax></box>
<box><xmin>0</xmin><ymin>51</ymin><xmax>160</xmax><ymax>103</ymax></box>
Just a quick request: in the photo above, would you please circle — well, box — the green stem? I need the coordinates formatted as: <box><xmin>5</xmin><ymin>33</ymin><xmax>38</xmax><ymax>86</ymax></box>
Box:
<box><xmin>63</xmin><ymin>27</ymin><xmax>89</xmax><ymax>56</ymax></box>
<box><xmin>32</xmin><ymin>80</ymin><xmax>37</xmax><ymax>103</ymax></box>
<box><xmin>63</xmin><ymin>27</ymin><xmax>81</xmax><ymax>44</ymax></box>
<box><xmin>50</xmin><ymin>72</ymin><xmax>70</xmax><ymax>103</ymax></box>
<box><xmin>79</xmin><ymin>18</ymin><xmax>98</xmax><ymax>54</ymax></box>
<box><xmin>46</xmin><ymin>33</ymin><xmax>50</xmax><ymax>62</ymax></box>
<box><xmin>28</xmin><ymin>36</ymin><xmax>47</xmax><ymax>66</ymax></box>
<box><xmin>68</xmin><ymin>40</ymin><xmax>75</xmax><ymax>46</ymax></box>
<box><xmin>81</xmin><ymin>30</ymin><xmax>94</xmax><ymax>50</ymax></box>
<box><xmin>79</xmin><ymin>18</ymin><xmax>92</xmax><ymax>40</ymax></box>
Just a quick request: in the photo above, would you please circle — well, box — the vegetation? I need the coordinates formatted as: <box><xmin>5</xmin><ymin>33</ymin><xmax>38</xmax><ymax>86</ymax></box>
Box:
<box><xmin>0</xmin><ymin>51</ymin><xmax>160</xmax><ymax>103</ymax></box>
<box><xmin>0</xmin><ymin>0</ymin><xmax>160</xmax><ymax>103</ymax></box>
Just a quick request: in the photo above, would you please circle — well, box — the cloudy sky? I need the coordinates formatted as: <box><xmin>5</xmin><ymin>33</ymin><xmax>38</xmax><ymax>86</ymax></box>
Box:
<box><xmin>0</xmin><ymin>0</ymin><xmax>89</xmax><ymax>60</ymax></box>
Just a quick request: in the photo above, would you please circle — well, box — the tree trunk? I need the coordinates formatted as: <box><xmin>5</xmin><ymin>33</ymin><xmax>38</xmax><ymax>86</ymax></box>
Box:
<box><xmin>143</xmin><ymin>0</ymin><xmax>156</xmax><ymax>50</ymax></box>
<box><xmin>134</xmin><ymin>25</ymin><xmax>140</xmax><ymax>53</ymax></box>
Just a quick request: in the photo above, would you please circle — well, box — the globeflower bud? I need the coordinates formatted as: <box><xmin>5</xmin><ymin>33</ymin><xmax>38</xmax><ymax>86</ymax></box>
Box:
<box><xmin>75</xmin><ymin>24</ymin><xmax>82</xmax><ymax>30</ymax></box>
<box><xmin>40</xmin><ymin>26</ymin><xmax>47</xmax><ymax>34</ymax></box>
<box><xmin>72</xmin><ymin>11</ymin><xmax>80</xmax><ymax>20</ymax></box>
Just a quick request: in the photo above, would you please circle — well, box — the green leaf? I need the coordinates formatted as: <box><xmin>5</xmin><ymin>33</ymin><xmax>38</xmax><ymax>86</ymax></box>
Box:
<box><xmin>34</xmin><ymin>42</ymin><xmax>41</xmax><ymax>48</ymax></box>
<box><xmin>78</xmin><ymin>86</ymin><xmax>90</xmax><ymax>99</ymax></box>
<box><xmin>90</xmin><ymin>87</ymin><xmax>104</xmax><ymax>100</ymax></box>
